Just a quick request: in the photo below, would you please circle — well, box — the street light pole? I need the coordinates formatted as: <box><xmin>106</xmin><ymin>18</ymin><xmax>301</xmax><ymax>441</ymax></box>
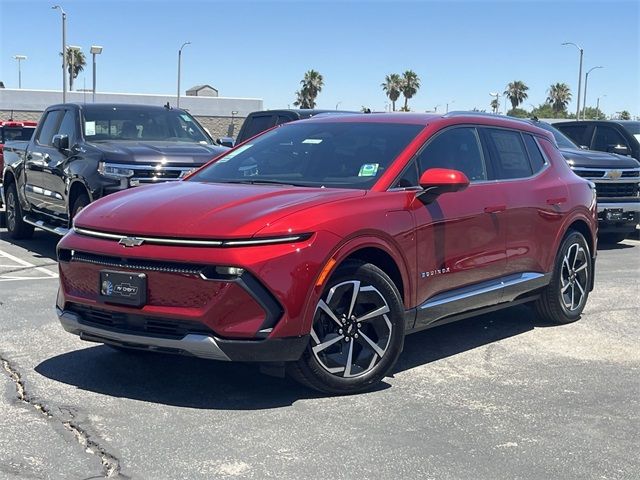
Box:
<box><xmin>596</xmin><ymin>94</ymin><xmax>606</xmax><ymax>118</ymax></box>
<box><xmin>562</xmin><ymin>42</ymin><xmax>583</xmax><ymax>119</ymax></box>
<box><xmin>177</xmin><ymin>41</ymin><xmax>191</xmax><ymax>108</ymax></box>
<box><xmin>335</xmin><ymin>101</ymin><xmax>342</xmax><ymax>110</ymax></box>
<box><xmin>446</xmin><ymin>100</ymin><xmax>455</xmax><ymax>113</ymax></box>
<box><xmin>582</xmin><ymin>66</ymin><xmax>603</xmax><ymax>120</ymax></box>
<box><xmin>52</xmin><ymin>5</ymin><xmax>67</xmax><ymax>102</ymax></box>
<box><xmin>90</xmin><ymin>45</ymin><xmax>103</xmax><ymax>103</ymax></box>
<box><xmin>13</xmin><ymin>55</ymin><xmax>27</xmax><ymax>88</ymax></box>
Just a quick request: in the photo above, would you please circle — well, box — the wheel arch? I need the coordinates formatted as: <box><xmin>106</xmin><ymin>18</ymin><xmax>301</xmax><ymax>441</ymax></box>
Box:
<box><xmin>67</xmin><ymin>179</ymin><xmax>92</xmax><ymax>219</ymax></box>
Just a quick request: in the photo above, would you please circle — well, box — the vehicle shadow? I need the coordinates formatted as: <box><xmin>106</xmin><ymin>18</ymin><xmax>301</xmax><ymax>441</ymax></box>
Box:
<box><xmin>36</xmin><ymin>305</ymin><xmax>551</xmax><ymax>409</ymax></box>
<box><xmin>0</xmin><ymin>229</ymin><xmax>59</xmax><ymax>262</ymax></box>
<box><xmin>597</xmin><ymin>241</ymin><xmax>636</xmax><ymax>251</ymax></box>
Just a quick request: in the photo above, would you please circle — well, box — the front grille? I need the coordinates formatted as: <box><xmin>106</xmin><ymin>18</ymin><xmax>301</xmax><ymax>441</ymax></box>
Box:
<box><xmin>129</xmin><ymin>165</ymin><xmax>192</xmax><ymax>184</ymax></box>
<box><xmin>573</xmin><ymin>169</ymin><xmax>605</xmax><ymax>178</ymax></box>
<box><xmin>69</xmin><ymin>303</ymin><xmax>214</xmax><ymax>339</ymax></box>
<box><xmin>595</xmin><ymin>182</ymin><xmax>640</xmax><ymax>198</ymax></box>
<box><xmin>69</xmin><ymin>251</ymin><xmax>204</xmax><ymax>275</ymax></box>
<box><xmin>622</xmin><ymin>170</ymin><xmax>640</xmax><ymax>178</ymax></box>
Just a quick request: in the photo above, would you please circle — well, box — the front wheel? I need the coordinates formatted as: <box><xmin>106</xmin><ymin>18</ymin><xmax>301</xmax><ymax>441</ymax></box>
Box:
<box><xmin>533</xmin><ymin>230</ymin><xmax>592</xmax><ymax>324</ymax></box>
<box><xmin>289</xmin><ymin>260</ymin><xmax>405</xmax><ymax>394</ymax></box>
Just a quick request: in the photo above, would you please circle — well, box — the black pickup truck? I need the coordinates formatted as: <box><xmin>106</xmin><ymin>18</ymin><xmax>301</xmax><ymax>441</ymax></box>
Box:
<box><xmin>1</xmin><ymin>103</ymin><xmax>228</xmax><ymax>239</ymax></box>
<box><xmin>531</xmin><ymin>119</ymin><xmax>640</xmax><ymax>243</ymax></box>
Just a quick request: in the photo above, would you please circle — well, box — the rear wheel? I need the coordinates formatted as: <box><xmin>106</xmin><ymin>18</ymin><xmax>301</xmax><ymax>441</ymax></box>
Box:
<box><xmin>533</xmin><ymin>230</ymin><xmax>591</xmax><ymax>324</ymax></box>
<box><xmin>289</xmin><ymin>260</ymin><xmax>405</xmax><ymax>394</ymax></box>
<box><xmin>5</xmin><ymin>182</ymin><xmax>34</xmax><ymax>239</ymax></box>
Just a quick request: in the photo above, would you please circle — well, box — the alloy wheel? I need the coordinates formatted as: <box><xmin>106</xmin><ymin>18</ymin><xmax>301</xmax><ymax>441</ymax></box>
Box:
<box><xmin>311</xmin><ymin>280</ymin><xmax>393</xmax><ymax>378</ymax></box>
<box><xmin>560</xmin><ymin>243</ymin><xmax>589</xmax><ymax>311</ymax></box>
<box><xmin>6</xmin><ymin>190</ymin><xmax>17</xmax><ymax>232</ymax></box>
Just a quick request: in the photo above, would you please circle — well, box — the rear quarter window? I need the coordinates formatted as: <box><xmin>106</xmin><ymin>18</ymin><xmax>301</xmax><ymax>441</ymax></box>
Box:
<box><xmin>523</xmin><ymin>134</ymin><xmax>547</xmax><ymax>173</ymax></box>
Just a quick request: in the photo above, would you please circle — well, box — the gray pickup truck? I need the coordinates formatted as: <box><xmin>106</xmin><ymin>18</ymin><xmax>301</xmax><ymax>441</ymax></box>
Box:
<box><xmin>1</xmin><ymin>103</ymin><xmax>228</xmax><ymax>238</ymax></box>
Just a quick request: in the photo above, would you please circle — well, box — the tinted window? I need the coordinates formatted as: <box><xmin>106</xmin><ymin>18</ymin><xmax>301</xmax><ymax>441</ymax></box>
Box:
<box><xmin>36</xmin><ymin>110</ymin><xmax>63</xmax><ymax>146</ymax></box>
<box><xmin>191</xmin><ymin>122</ymin><xmax>423</xmax><ymax>190</ymax></box>
<box><xmin>417</xmin><ymin>127</ymin><xmax>487</xmax><ymax>181</ymax></box>
<box><xmin>556</xmin><ymin>124</ymin><xmax>590</xmax><ymax>147</ymax></box>
<box><xmin>592</xmin><ymin>126</ymin><xmax>629</xmax><ymax>152</ymax></box>
<box><xmin>277</xmin><ymin>115</ymin><xmax>294</xmax><ymax>126</ymax></box>
<box><xmin>523</xmin><ymin>134</ymin><xmax>546</xmax><ymax>173</ymax></box>
<box><xmin>57</xmin><ymin>110</ymin><xmax>77</xmax><ymax>144</ymax></box>
<box><xmin>241</xmin><ymin>115</ymin><xmax>276</xmax><ymax>139</ymax></box>
<box><xmin>533</xmin><ymin>122</ymin><xmax>577</xmax><ymax>149</ymax></box>
<box><xmin>485</xmin><ymin>129</ymin><xmax>532</xmax><ymax>179</ymax></box>
<box><xmin>393</xmin><ymin>160</ymin><xmax>419</xmax><ymax>188</ymax></box>
<box><xmin>1</xmin><ymin>126</ymin><xmax>36</xmax><ymax>142</ymax></box>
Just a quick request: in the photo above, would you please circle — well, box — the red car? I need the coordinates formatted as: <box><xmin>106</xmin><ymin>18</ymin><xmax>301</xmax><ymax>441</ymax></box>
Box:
<box><xmin>56</xmin><ymin>113</ymin><xmax>597</xmax><ymax>394</ymax></box>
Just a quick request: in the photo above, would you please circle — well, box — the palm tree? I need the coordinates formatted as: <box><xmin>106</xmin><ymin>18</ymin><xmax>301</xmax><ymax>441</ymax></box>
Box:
<box><xmin>61</xmin><ymin>47</ymin><xmax>86</xmax><ymax>91</ymax></box>
<box><xmin>293</xmin><ymin>70</ymin><xmax>324</xmax><ymax>109</ymax></box>
<box><xmin>546</xmin><ymin>83</ymin><xmax>572</xmax><ymax>114</ymax></box>
<box><xmin>503</xmin><ymin>80</ymin><xmax>529</xmax><ymax>111</ymax></box>
<box><xmin>490</xmin><ymin>98</ymin><xmax>499</xmax><ymax>113</ymax></box>
<box><xmin>400</xmin><ymin>70</ymin><xmax>421</xmax><ymax>111</ymax></box>
<box><xmin>381</xmin><ymin>74</ymin><xmax>402</xmax><ymax>111</ymax></box>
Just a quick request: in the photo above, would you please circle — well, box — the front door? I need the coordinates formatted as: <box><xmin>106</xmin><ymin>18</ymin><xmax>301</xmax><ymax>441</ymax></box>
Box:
<box><xmin>410</xmin><ymin>126</ymin><xmax>507</xmax><ymax>329</ymax></box>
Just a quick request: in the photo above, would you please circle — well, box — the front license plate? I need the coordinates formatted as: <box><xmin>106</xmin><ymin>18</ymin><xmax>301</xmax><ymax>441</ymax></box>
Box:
<box><xmin>99</xmin><ymin>270</ymin><xmax>147</xmax><ymax>307</ymax></box>
<box><xmin>605</xmin><ymin>208</ymin><xmax>623</xmax><ymax>221</ymax></box>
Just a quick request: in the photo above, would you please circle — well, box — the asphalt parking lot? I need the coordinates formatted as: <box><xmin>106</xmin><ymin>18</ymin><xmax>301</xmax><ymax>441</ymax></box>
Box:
<box><xmin>0</xmin><ymin>228</ymin><xmax>638</xmax><ymax>480</ymax></box>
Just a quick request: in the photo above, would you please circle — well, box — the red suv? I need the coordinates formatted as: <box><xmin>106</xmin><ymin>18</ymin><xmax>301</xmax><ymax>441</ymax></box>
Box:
<box><xmin>56</xmin><ymin>113</ymin><xmax>597</xmax><ymax>394</ymax></box>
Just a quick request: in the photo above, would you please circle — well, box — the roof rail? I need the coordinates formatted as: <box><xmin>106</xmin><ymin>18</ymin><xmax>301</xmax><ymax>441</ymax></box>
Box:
<box><xmin>443</xmin><ymin>111</ymin><xmax>534</xmax><ymax>126</ymax></box>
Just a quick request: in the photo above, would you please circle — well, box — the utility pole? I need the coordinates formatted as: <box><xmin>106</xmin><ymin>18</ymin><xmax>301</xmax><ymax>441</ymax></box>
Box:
<box><xmin>562</xmin><ymin>42</ymin><xmax>583</xmax><ymax>120</ymax></box>
<box><xmin>52</xmin><ymin>5</ymin><xmax>67</xmax><ymax>102</ymax></box>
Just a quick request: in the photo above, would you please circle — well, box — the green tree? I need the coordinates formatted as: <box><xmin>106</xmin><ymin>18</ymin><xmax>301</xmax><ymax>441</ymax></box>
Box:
<box><xmin>490</xmin><ymin>98</ymin><xmax>499</xmax><ymax>113</ymax></box>
<box><xmin>582</xmin><ymin>106</ymin><xmax>606</xmax><ymax>120</ymax></box>
<box><xmin>503</xmin><ymin>80</ymin><xmax>529</xmax><ymax>110</ymax></box>
<box><xmin>400</xmin><ymin>70</ymin><xmax>421</xmax><ymax>111</ymax></box>
<box><xmin>546</xmin><ymin>83</ymin><xmax>572</xmax><ymax>114</ymax></box>
<box><xmin>507</xmin><ymin>107</ymin><xmax>529</xmax><ymax>118</ymax></box>
<box><xmin>293</xmin><ymin>70</ymin><xmax>324</xmax><ymax>109</ymax></box>
<box><xmin>619</xmin><ymin>110</ymin><xmax>631</xmax><ymax>120</ymax></box>
<box><xmin>61</xmin><ymin>47</ymin><xmax>86</xmax><ymax>91</ymax></box>
<box><xmin>381</xmin><ymin>73</ymin><xmax>402</xmax><ymax>111</ymax></box>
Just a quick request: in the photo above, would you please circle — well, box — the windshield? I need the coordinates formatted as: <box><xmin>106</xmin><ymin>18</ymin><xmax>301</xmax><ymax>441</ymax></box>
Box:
<box><xmin>534</xmin><ymin>122</ymin><xmax>578</xmax><ymax>149</ymax></box>
<box><xmin>190</xmin><ymin>122</ymin><xmax>424</xmax><ymax>189</ymax></box>
<box><xmin>1</xmin><ymin>126</ymin><xmax>36</xmax><ymax>143</ymax></box>
<box><xmin>81</xmin><ymin>106</ymin><xmax>211</xmax><ymax>144</ymax></box>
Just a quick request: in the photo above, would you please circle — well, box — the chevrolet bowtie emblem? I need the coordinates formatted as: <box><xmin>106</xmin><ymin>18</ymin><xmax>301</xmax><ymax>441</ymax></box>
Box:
<box><xmin>119</xmin><ymin>237</ymin><xmax>144</xmax><ymax>247</ymax></box>
<box><xmin>606</xmin><ymin>170</ymin><xmax>622</xmax><ymax>180</ymax></box>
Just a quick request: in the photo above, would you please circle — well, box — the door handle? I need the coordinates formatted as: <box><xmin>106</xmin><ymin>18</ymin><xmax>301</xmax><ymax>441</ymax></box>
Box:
<box><xmin>546</xmin><ymin>197</ymin><xmax>567</xmax><ymax>206</ymax></box>
<box><xmin>484</xmin><ymin>205</ymin><xmax>506</xmax><ymax>213</ymax></box>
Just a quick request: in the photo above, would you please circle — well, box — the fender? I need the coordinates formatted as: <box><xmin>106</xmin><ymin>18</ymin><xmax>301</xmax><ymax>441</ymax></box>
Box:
<box><xmin>298</xmin><ymin>232</ymin><xmax>414</xmax><ymax>337</ymax></box>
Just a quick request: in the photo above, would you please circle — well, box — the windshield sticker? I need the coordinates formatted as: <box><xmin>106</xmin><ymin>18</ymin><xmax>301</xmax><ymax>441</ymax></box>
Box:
<box><xmin>180</xmin><ymin>114</ymin><xmax>192</xmax><ymax>122</ymax></box>
<box><xmin>358</xmin><ymin>163</ymin><xmax>379</xmax><ymax>177</ymax></box>
<box><xmin>217</xmin><ymin>144</ymin><xmax>253</xmax><ymax>163</ymax></box>
<box><xmin>85</xmin><ymin>121</ymin><xmax>96</xmax><ymax>136</ymax></box>
<box><xmin>302</xmin><ymin>139</ymin><xmax>323</xmax><ymax>144</ymax></box>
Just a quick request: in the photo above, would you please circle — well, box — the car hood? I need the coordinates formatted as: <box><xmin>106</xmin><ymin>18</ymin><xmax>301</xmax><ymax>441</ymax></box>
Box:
<box><xmin>559</xmin><ymin>147</ymin><xmax>640</xmax><ymax>169</ymax></box>
<box><xmin>74</xmin><ymin>181</ymin><xmax>365</xmax><ymax>238</ymax></box>
<box><xmin>88</xmin><ymin>140</ymin><xmax>229</xmax><ymax>165</ymax></box>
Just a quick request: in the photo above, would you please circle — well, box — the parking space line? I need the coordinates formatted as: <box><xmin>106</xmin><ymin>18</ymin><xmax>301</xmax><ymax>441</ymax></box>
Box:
<box><xmin>0</xmin><ymin>249</ymin><xmax>58</xmax><ymax>279</ymax></box>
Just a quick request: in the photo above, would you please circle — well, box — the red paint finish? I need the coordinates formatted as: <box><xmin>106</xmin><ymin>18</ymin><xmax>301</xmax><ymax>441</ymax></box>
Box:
<box><xmin>58</xmin><ymin>113</ymin><xmax>597</xmax><ymax>343</ymax></box>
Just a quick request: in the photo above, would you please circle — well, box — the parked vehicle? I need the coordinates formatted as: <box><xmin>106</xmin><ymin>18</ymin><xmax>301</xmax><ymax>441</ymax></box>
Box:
<box><xmin>530</xmin><ymin>119</ymin><xmax>639</xmax><ymax>243</ymax></box>
<box><xmin>1</xmin><ymin>103</ymin><xmax>228</xmax><ymax>238</ymax></box>
<box><xmin>554</xmin><ymin>120</ymin><xmax>640</xmax><ymax>162</ymax></box>
<box><xmin>0</xmin><ymin>120</ymin><xmax>37</xmax><ymax>208</ymax></box>
<box><xmin>56</xmin><ymin>112</ymin><xmax>597</xmax><ymax>394</ymax></box>
<box><xmin>220</xmin><ymin>109</ymin><xmax>357</xmax><ymax>147</ymax></box>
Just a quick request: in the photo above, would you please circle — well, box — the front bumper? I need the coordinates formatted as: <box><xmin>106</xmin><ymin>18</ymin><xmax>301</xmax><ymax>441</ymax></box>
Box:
<box><xmin>57</xmin><ymin>307</ymin><xmax>309</xmax><ymax>362</ymax></box>
<box><xmin>597</xmin><ymin>202</ymin><xmax>640</xmax><ymax>232</ymax></box>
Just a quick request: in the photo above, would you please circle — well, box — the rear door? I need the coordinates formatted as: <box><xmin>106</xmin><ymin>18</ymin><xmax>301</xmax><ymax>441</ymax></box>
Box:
<box><xmin>591</xmin><ymin>125</ymin><xmax>632</xmax><ymax>156</ymax></box>
<box><xmin>410</xmin><ymin>125</ymin><xmax>507</xmax><ymax>328</ymax></box>
<box><xmin>24</xmin><ymin>109</ymin><xmax>64</xmax><ymax>211</ymax></box>
<box><xmin>481</xmin><ymin>128</ymin><xmax>568</xmax><ymax>299</ymax></box>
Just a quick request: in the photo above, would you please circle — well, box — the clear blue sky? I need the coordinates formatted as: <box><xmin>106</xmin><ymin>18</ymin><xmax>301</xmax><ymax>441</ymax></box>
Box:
<box><xmin>1</xmin><ymin>0</ymin><xmax>638</xmax><ymax>117</ymax></box>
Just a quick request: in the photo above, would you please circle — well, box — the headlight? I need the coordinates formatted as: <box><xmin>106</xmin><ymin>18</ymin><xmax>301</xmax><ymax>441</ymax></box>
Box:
<box><xmin>98</xmin><ymin>161</ymin><xmax>134</xmax><ymax>179</ymax></box>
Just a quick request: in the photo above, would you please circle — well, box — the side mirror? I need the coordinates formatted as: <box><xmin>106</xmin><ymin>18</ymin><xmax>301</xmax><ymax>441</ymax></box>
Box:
<box><xmin>52</xmin><ymin>134</ymin><xmax>69</xmax><ymax>151</ymax></box>
<box><xmin>608</xmin><ymin>144</ymin><xmax>630</xmax><ymax>156</ymax></box>
<box><xmin>217</xmin><ymin>137</ymin><xmax>235</xmax><ymax>148</ymax></box>
<box><xmin>418</xmin><ymin>168</ymin><xmax>470</xmax><ymax>198</ymax></box>
<box><xmin>579</xmin><ymin>145</ymin><xmax>589</xmax><ymax>150</ymax></box>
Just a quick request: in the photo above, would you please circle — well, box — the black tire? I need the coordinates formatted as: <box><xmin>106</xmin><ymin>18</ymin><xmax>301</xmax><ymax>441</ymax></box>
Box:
<box><xmin>288</xmin><ymin>260</ymin><xmax>405</xmax><ymax>394</ymax></box>
<box><xmin>599</xmin><ymin>232</ymin><xmax>628</xmax><ymax>244</ymax></box>
<box><xmin>533</xmin><ymin>230</ymin><xmax>592</xmax><ymax>324</ymax></box>
<box><xmin>5</xmin><ymin>182</ymin><xmax>34</xmax><ymax>239</ymax></box>
<box><xmin>71</xmin><ymin>193</ymin><xmax>90</xmax><ymax>220</ymax></box>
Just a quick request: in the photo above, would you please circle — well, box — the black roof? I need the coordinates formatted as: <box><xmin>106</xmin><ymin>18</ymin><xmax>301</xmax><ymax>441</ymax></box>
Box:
<box><xmin>247</xmin><ymin>109</ymin><xmax>358</xmax><ymax>119</ymax></box>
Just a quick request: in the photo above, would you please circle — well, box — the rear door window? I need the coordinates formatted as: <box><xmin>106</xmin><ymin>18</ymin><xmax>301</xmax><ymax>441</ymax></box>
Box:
<box><xmin>523</xmin><ymin>134</ymin><xmax>546</xmax><ymax>173</ymax></box>
<box><xmin>484</xmin><ymin>129</ymin><xmax>532</xmax><ymax>179</ymax></box>
<box><xmin>35</xmin><ymin>110</ymin><xmax>63</xmax><ymax>146</ymax></box>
